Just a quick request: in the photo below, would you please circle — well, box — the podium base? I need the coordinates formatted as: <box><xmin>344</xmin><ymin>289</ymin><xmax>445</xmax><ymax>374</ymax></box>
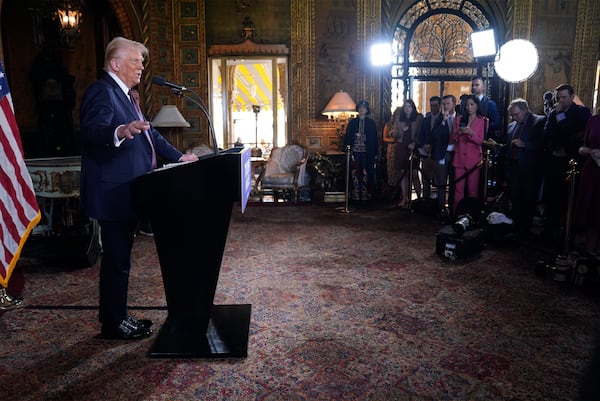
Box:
<box><xmin>148</xmin><ymin>304</ymin><xmax>252</xmax><ymax>358</ymax></box>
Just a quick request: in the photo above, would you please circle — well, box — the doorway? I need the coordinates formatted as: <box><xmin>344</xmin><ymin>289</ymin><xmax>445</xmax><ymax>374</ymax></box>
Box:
<box><xmin>209</xmin><ymin>57</ymin><xmax>288</xmax><ymax>155</ymax></box>
<box><xmin>389</xmin><ymin>1</ymin><xmax>498</xmax><ymax>115</ymax></box>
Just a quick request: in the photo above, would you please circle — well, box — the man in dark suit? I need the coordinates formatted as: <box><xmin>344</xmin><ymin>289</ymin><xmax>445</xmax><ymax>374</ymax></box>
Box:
<box><xmin>503</xmin><ymin>98</ymin><xmax>545</xmax><ymax>234</ymax></box>
<box><xmin>542</xmin><ymin>83</ymin><xmax>591</xmax><ymax>244</ymax></box>
<box><xmin>470</xmin><ymin>76</ymin><xmax>500</xmax><ymax>140</ymax></box>
<box><xmin>419</xmin><ymin>96</ymin><xmax>442</xmax><ymax>199</ymax></box>
<box><xmin>80</xmin><ymin>37</ymin><xmax>198</xmax><ymax>340</ymax></box>
<box><xmin>422</xmin><ymin>94</ymin><xmax>458</xmax><ymax>214</ymax></box>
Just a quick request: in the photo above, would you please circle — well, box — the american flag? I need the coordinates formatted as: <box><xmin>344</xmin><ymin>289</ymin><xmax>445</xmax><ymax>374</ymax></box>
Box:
<box><xmin>0</xmin><ymin>63</ymin><xmax>40</xmax><ymax>287</ymax></box>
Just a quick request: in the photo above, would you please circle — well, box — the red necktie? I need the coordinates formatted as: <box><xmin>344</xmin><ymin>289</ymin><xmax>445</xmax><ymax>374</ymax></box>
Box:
<box><xmin>129</xmin><ymin>89</ymin><xmax>157</xmax><ymax>169</ymax></box>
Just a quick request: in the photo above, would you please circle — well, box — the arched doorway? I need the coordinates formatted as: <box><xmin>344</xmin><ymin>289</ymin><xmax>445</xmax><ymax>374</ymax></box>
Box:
<box><xmin>391</xmin><ymin>0</ymin><xmax>500</xmax><ymax>116</ymax></box>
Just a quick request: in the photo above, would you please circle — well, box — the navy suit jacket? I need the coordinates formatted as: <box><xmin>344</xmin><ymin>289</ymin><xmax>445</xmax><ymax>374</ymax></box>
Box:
<box><xmin>420</xmin><ymin>113</ymin><xmax>444</xmax><ymax>159</ymax></box>
<box><xmin>80</xmin><ymin>74</ymin><xmax>182</xmax><ymax>221</ymax></box>
<box><xmin>481</xmin><ymin>96</ymin><xmax>499</xmax><ymax>136</ymax></box>
<box><xmin>423</xmin><ymin>113</ymin><xmax>454</xmax><ymax>161</ymax></box>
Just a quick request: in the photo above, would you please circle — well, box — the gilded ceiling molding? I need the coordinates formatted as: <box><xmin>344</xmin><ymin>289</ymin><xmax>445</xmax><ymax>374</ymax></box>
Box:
<box><xmin>572</xmin><ymin>0</ymin><xmax>600</xmax><ymax>108</ymax></box>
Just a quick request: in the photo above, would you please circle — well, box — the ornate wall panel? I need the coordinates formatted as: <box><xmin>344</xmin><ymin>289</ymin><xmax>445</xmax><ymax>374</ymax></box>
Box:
<box><xmin>529</xmin><ymin>0</ymin><xmax>578</xmax><ymax>112</ymax></box>
<box><xmin>147</xmin><ymin>0</ymin><xmax>208</xmax><ymax>149</ymax></box>
<box><xmin>572</xmin><ymin>0</ymin><xmax>600</xmax><ymax>109</ymax></box>
<box><xmin>291</xmin><ymin>0</ymin><xmax>382</xmax><ymax>151</ymax></box>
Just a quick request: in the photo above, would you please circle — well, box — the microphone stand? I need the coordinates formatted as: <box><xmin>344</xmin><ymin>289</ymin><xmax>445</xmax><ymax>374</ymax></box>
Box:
<box><xmin>168</xmin><ymin>87</ymin><xmax>219</xmax><ymax>156</ymax></box>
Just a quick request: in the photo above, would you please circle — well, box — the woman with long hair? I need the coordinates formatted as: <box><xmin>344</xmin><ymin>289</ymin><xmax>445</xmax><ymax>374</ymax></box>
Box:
<box><xmin>450</xmin><ymin>95</ymin><xmax>486</xmax><ymax>212</ymax></box>
<box><xmin>383</xmin><ymin>107</ymin><xmax>403</xmax><ymax>202</ymax></box>
<box><xmin>394</xmin><ymin>99</ymin><xmax>423</xmax><ymax>207</ymax></box>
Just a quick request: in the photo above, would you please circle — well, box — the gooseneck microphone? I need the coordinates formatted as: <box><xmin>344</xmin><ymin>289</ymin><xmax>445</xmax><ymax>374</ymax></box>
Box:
<box><xmin>151</xmin><ymin>76</ymin><xmax>187</xmax><ymax>91</ymax></box>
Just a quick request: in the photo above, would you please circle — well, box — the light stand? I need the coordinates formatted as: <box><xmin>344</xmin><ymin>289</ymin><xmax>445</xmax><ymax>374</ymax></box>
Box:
<box><xmin>336</xmin><ymin>145</ymin><xmax>352</xmax><ymax>214</ymax></box>
<box><xmin>252</xmin><ymin>104</ymin><xmax>262</xmax><ymax>157</ymax></box>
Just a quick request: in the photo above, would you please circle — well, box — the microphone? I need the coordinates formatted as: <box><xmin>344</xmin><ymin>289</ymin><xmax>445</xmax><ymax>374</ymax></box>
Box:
<box><xmin>151</xmin><ymin>76</ymin><xmax>187</xmax><ymax>91</ymax></box>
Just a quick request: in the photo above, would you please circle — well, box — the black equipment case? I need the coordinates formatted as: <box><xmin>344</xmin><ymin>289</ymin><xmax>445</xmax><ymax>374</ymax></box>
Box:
<box><xmin>435</xmin><ymin>225</ymin><xmax>484</xmax><ymax>262</ymax></box>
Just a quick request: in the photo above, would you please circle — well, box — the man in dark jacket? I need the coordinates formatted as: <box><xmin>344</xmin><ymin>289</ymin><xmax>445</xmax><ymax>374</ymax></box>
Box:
<box><xmin>80</xmin><ymin>37</ymin><xmax>198</xmax><ymax>340</ymax></box>
<box><xmin>419</xmin><ymin>96</ymin><xmax>442</xmax><ymax>199</ymax></box>
<box><xmin>542</xmin><ymin>83</ymin><xmax>591</xmax><ymax>245</ymax></box>
<box><xmin>422</xmin><ymin>94</ymin><xmax>459</xmax><ymax>213</ymax></box>
<box><xmin>504</xmin><ymin>98</ymin><xmax>545</xmax><ymax>234</ymax></box>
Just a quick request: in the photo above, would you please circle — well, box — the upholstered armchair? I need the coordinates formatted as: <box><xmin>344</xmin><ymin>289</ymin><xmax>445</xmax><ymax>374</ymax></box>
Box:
<box><xmin>257</xmin><ymin>143</ymin><xmax>310</xmax><ymax>201</ymax></box>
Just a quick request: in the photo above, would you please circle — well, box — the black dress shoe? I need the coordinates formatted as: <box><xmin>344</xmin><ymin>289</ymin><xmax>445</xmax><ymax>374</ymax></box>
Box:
<box><xmin>126</xmin><ymin>316</ymin><xmax>153</xmax><ymax>329</ymax></box>
<box><xmin>101</xmin><ymin>318</ymin><xmax>152</xmax><ymax>340</ymax></box>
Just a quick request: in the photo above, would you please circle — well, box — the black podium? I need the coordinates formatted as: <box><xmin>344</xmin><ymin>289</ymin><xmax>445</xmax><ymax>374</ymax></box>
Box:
<box><xmin>133</xmin><ymin>147</ymin><xmax>252</xmax><ymax>358</ymax></box>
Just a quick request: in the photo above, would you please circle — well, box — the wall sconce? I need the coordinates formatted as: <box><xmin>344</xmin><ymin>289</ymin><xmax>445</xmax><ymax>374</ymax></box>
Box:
<box><xmin>322</xmin><ymin>90</ymin><xmax>358</xmax><ymax>136</ymax></box>
<box><xmin>54</xmin><ymin>1</ymin><xmax>83</xmax><ymax>48</ymax></box>
<box><xmin>28</xmin><ymin>0</ymin><xmax>84</xmax><ymax>48</ymax></box>
<box><xmin>151</xmin><ymin>105</ymin><xmax>190</xmax><ymax>150</ymax></box>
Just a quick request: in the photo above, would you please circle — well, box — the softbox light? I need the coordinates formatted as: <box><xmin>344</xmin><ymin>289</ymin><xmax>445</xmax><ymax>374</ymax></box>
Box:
<box><xmin>471</xmin><ymin>29</ymin><xmax>497</xmax><ymax>61</ymax></box>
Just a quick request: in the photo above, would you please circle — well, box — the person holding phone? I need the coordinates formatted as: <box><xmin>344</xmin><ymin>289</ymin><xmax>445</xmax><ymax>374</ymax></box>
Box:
<box><xmin>450</xmin><ymin>95</ymin><xmax>486</xmax><ymax>213</ymax></box>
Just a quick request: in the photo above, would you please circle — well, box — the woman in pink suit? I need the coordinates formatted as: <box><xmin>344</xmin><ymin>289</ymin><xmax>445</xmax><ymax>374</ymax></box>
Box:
<box><xmin>451</xmin><ymin>95</ymin><xmax>486</xmax><ymax>212</ymax></box>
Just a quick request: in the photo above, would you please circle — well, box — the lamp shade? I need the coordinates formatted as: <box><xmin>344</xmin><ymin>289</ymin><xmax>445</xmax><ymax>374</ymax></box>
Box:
<box><xmin>322</xmin><ymin>90</ymin><xmax>357</xmax><ymax>117</ymax></box>
<box><xmin>151</xmin><ymin>105</ymin><xmax>191</xmax><ymax>127</ymax></box>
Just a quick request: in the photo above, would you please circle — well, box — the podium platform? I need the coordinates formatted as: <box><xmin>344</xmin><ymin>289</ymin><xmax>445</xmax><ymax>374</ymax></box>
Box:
<box><xmin>133</xmin><ymin>147</ymin><xmax>252</xmax><ymax>358</ymax></box>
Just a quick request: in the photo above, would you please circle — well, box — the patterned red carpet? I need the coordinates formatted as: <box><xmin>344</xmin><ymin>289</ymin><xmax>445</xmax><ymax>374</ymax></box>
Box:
<box><xmin>2</xmin><ymin>204</ymin><xmax>600</xmax><ymax>401</ymax></box>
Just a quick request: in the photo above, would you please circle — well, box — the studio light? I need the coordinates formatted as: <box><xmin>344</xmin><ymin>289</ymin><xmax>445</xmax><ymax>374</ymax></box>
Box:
<box><xmin>494</xmin><ymin>39</ymin><xmax>539</xmax><ymax>83</ymax></box>
<box><xmin>370</xmin><ymin>43</ymin><xmax>392</xmax><ymax>66</ymax></box>
<box><xmin>470</xmin><ymin>29</ymin><xmax>497</xmax><ymax>61</ymax></box>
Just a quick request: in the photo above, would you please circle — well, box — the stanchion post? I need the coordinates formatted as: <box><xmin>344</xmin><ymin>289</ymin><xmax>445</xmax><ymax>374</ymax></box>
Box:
<box><xmin>563</xmin><ymin>159</ymin><xmax>578</xmax><ymax>255</ymax></box>
<box><xmin>337</xmin><ymin>145</ymin><xmax>352</xmax><ymax>214</ymax></box>
<box><xmin>550</xmin><ymin>159</ymin><xmax>578</xmax><ymax>282</ymax></box>
<box><xmin>482</xmin><ymin>148</ymin><xmax>490</xmax><ymax>207</ymax></box>
<box><xmin>408</xmin><ymin>149</ymin><xmax>414</xmax><ymax>210</ymax></box>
